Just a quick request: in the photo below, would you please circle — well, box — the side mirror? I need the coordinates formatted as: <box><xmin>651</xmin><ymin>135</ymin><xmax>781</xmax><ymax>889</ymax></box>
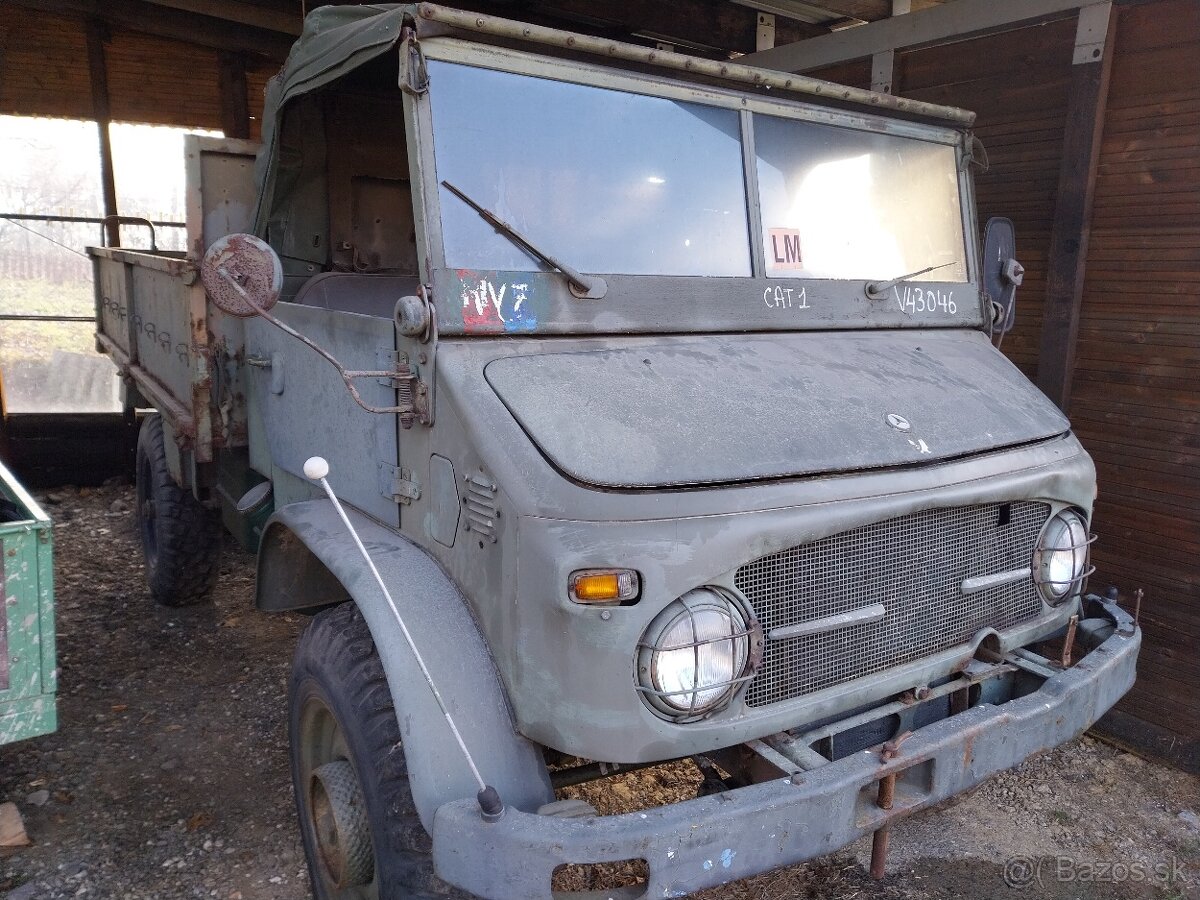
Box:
<box><xmin>200</xmin><ymin>234</ymin><xmax>283</xmax><ymax>317</ymax></box>
<box><xmin>982</xmin><ymin>217</ymin><xmax>1024</xmax><ymax>336</ymax></box>
<box><xmin>200</xmin><ymin>235</ymin><xmax>417</xmax><ymax>419</ymax></box>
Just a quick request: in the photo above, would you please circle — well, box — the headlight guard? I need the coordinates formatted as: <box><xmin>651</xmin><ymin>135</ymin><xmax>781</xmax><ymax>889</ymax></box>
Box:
<box><xmin>1033</xmin><ymin>508</ymin><xmax>1095</xmax><ymax>605</ymax></box>
<box><xmin>636</xmin><ymin>587</ymin><xmax>762</xmax><ymax>722</ymax></box>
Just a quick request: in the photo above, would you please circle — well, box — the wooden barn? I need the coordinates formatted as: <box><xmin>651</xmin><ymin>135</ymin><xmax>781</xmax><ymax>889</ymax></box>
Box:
<box><xmin>779</xmin><ymin>0</ymin><xmax>1200</xmax><ymax>772</ymax></box>
<box><xmin>0</xmin><ymin>1</ymin><xmax>1196</xmax><ymax>894</ymax></box>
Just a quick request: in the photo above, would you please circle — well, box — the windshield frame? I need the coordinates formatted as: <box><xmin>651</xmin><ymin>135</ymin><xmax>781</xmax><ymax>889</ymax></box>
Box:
<box><xmin>410</xmin><ymin>37</ymin><xmax>984</xmax><ymax>336</ymax></box>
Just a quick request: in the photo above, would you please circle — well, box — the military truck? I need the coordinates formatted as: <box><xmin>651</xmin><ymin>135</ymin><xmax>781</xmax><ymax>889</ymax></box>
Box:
<box><xmin>90</xmin><ymin>4</ymin><xmax>1140</xmax><ymax>898</ymax></box>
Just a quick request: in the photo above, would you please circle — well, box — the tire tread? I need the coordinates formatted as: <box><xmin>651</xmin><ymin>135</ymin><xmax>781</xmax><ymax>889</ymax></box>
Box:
<box><xmin>292</xmin><ymin>603</ymin><xmax>471</xmax><ymax>900</ymax></box>
<box><xmin>136</xmin><ymin>414</ymin><xmax>220</xmax><ymax>606</ymax></box>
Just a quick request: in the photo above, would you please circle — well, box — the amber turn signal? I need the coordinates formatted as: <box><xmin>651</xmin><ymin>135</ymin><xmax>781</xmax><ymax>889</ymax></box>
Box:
<box><xmin>569</xmin><ymin>569</ymin><xmax>640</xmax><ymax>604</ymax></box>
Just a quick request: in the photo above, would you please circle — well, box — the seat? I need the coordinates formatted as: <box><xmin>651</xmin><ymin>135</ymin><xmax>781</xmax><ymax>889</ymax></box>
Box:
<box><xmin>291</xmin><ymin>272</ymin><xmax>421</xmax><ymax>318</ymax></box>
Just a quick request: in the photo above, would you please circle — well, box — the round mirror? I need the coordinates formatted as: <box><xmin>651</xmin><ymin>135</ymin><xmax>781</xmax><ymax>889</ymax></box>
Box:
<box><xmin>200</xmin><ymin>234</ymin><xmax>283</xmax><ymax>318</ymax></box>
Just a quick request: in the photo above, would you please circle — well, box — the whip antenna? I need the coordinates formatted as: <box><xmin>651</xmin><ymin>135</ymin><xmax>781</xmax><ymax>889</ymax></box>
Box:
<box><xmin>303</xmin><ymin>456</ymin><xmax>504</xmax><ymax>821</ymax></box>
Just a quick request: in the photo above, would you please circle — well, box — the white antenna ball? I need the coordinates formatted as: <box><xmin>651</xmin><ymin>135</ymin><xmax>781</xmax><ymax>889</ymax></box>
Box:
<box><xmin>303</xmin><ymin>456</ymin><xmax>330</xmax><ymax>480</ymax></box>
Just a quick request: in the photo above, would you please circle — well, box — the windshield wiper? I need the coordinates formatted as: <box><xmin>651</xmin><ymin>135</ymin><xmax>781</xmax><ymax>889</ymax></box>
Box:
<box><xmin>441</xmin><ymin>181</ymin><xmax>607</xmax><ymax>299</ymax></box>
<box><xmin>865</xmin><ymin>262</ymin><xmax>955</xmax><ymax>300</ymax></box>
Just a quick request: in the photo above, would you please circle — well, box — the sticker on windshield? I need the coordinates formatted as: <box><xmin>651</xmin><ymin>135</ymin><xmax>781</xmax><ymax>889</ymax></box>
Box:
<box><xmin>457</xmin><ymin>270</ymin><xmax>541</xmax><ymax>333</ymax></box>
<box><xmin>766</xmin><ymin>228</ymin><xmax>804</xmax><ymax>272</ymax></box>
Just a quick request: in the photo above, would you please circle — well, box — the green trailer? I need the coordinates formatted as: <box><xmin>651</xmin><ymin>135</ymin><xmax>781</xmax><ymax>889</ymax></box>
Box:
<box><xmin>0</xmin><ymin>460</ymin><xmax>56</xmax><ymax>746</ymax></box>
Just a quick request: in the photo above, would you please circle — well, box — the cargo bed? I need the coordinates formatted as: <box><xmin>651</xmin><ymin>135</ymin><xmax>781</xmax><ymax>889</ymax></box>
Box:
<box><xmin>89</xmin><ymin>136</ymin><xmax>260</xmax><ymax>470</ymax></box>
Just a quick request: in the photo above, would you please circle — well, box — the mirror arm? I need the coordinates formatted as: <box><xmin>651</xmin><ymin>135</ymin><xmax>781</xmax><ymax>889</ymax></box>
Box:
<box><xmin>239</xmin><ymin>290</ymin><xmax>417</xmax><ymax>416</ymax></box>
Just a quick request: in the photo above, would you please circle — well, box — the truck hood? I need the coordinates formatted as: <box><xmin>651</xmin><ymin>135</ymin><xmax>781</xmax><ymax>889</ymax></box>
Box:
<box><xmin>484</xmin><ymin>330</ymin><xmax>1070</xmax><ymax>489</ymax></box>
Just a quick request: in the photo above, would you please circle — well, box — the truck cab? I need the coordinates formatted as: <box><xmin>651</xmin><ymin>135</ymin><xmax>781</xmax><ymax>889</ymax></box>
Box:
<box><xmin>91</xmin><ymin>5</ymin><xmax>1140</xmax><ymax>898</ymax></box>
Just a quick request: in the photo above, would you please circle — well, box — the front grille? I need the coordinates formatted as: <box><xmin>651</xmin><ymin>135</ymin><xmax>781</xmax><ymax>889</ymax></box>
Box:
<box><xmin>737</xmin><ymin>501</ymin><xmax>1049</xmax><ymax>707</ymax></box>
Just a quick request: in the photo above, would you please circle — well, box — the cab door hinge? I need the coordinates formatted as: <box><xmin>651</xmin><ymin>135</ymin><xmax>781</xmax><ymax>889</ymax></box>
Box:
<box><xmin>376</xmin><ymin>348</ymin><xmax>431</xmax><ymax>430</ymax></box>
<box><xmin>379</xmin><ymin>462</ymin><xmax>421</xmax><ymax>505</ymax></box>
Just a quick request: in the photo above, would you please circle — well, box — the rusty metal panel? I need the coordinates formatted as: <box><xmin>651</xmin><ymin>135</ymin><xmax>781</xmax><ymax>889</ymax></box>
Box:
<box><xmin>185</xmin><ymin>136</ymin><xmax>261</xmax><ymax>451</ymax></box>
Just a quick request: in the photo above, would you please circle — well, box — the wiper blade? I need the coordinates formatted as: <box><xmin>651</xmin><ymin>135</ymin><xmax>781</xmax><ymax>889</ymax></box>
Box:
<box><xmin>441</xmin><ymin>181</ymin><xmax>606</xmax><ymax>299</ymax></box>
<box><xmin>865</xmin><ymin>262</ymin><xmax>955</xmax><ymax>300</ymax></box>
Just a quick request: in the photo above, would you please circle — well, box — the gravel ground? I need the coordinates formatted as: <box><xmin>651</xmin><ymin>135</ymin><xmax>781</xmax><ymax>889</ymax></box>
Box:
<box><xmin>1</xmin><ymin>483</ymin><xmax>1197</xmax><ymax>899</ymax></box>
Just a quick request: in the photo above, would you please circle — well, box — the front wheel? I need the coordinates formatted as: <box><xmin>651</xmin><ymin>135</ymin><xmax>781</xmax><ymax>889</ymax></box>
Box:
<box><xmin>290</xmin><ymin>602</ymin><xmax>470</xmax><ymax>900</ymax></box>
<box><xmin>134</xmin><ymin>414</ymin><xmax>220</xmax><ymax>605</ymax></box>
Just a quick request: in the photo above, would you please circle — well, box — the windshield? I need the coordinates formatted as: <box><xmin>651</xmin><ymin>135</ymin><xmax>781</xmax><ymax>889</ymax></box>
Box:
<box><xmin>428</xmin><ymin>61</ymin><xmax>968</xmax><ymax>282</ymax></box>
<box><xmin>428</xmin><ymin>60</ymin><xmax>751</xmax><ymax>277</ymax></box>
<box><xmin>754</xmin><ymin>115</ymin><xmax>967</xmax><ymax>281</ymax></box>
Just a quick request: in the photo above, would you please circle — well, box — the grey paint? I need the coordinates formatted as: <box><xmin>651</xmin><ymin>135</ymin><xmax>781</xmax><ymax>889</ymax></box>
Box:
<box><xmin>427</xmin><ymin>454</ymin><xmax>459</xmax><ymax>548</ymax></box>
<box><xmin>185</xmin><ymin>136</ymin><xmax>261</xmax><ymax>453</ymax></box>
<box><xmin>416</xmin><ymin>6</ymin><xmax>973</xmax><ymax>124</ymax></box>
<box><xmin>768</xmin><ymin>603</ymin><xmax>887</xmax><ymax>641</ymax></box>
<box><xmin>387</xmin><ymin>323</ymin><xmax>1101</xmax><ymax>762</ymax></box>
<box><xmin>484</xmin><ymin>330</ymin><xmax>1069</xmax><ymax>488</ymax></box>
<box><xmin>416</xmin><ymin>39</ymin><xmax>984</xmax><ymax>340</ymax></box>
<box><xmin>739</xmin><ymin>0</ymin><xmax>1106</xmax><ymax>74</ymax></box>
<box><xmin>245</xmin><ymin>304</ymin><xmax>400</xmax><ymax>527</ymax></box>
<box><xmin>257</xmin><ymin>501</ymin><xmax>553</xmax><ymax>828</ymax></box>
<box><xmin>432</xmin><ymin>601</ymin><xmax>1139</xmax><ymax>899</ymax></box>
<box><xmin>99</xmin><ymin>9</ymin><xmax>1139</xmax><ymax>891</ymax></box>
<box><xmin>503</xmin><ymin>439</ymin><xmax>1093</xmax><ymax>762</ymax></box>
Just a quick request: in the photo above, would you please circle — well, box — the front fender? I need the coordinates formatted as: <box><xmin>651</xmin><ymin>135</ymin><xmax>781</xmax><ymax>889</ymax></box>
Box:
<box><xmin>257</xmin><ymin>500</ymin><xmax>553</xmax><ymax>829</ymax></box>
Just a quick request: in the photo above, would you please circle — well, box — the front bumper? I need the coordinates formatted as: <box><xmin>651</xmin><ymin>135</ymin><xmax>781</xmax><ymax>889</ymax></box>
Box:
<box><xmin>432</xmin><ymin>599</ymin><xmax>1139</xmax><ymax>899</ymax></box>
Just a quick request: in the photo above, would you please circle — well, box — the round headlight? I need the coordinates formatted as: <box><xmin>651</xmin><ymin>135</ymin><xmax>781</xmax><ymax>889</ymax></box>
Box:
<box><xmin>636</xmin><ymin>588</ymin><xmax>759</xmax><ymax>720</ymax></box>
<box><xmin>1035</xmin><ymin>509</ymin><xmax>1090</xmax><ymax>604</ymax></box>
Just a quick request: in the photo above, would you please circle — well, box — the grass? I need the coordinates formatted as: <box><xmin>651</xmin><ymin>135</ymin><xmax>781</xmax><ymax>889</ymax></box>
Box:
<box><xmin>0</xmin><ymin>277</ymin><xmax>97</xmax><ymax>363</ymax></box>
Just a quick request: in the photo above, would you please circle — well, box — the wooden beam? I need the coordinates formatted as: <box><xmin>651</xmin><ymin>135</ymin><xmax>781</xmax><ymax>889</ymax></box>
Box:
<box><xmin>740</xmin><ymin>0</ymin><xmax>1101</xmax><ymax>73</ymax></box>
<box><xmin>137</xmin><ymin>0</ymin><xmax>301</xmax><ymax>35</ymax></box>
<box><xmin>1036</xmin><ymin>3</ymin><xmax>1117</xmax><ymax>411</ymax></box>
<box><xmin>218</xmin><ymin>52</ymin><xmax>250</xmax><ymax>140</ymax></box>
<box><xmin>477</xmin><ymin>0</ymin><xmax>828</xmax><ymax>54</ymax></box>
<box><xmin>84</xmin><ymin>18</ymin><xmax>120</xmax><ymax>248</ymax></box>
<box><xmin>10</xmin><ymin>0</ymin><xmax>293</xmax><ymax>60</ymax></box>
<box><xmin>805</xmin><ymin>0</ymin><xmax>891</xmax><ymax>21</ymax></box>
<box><xmin>868</xmin><ymin>0</ymin><xmax>909</xmax><ymax>93</ymax></box>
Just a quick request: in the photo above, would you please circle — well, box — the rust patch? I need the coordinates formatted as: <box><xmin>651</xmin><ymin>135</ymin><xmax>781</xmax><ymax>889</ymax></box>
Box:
<box><xmin>200</xmin><ymin>233</ymin><xmax>282</xmax><ymax>318</ymax></box>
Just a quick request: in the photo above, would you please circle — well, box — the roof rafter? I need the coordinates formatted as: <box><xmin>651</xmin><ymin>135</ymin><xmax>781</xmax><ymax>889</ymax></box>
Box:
<box><xmin>740</xmin><ymin>0</ymin><xmax>1102</xmax><ymax>72</ymax></box>
<box><xmin>10</xmin><ymin>0</ymin><xmax>294</xmax><ymax>60</ymax></box>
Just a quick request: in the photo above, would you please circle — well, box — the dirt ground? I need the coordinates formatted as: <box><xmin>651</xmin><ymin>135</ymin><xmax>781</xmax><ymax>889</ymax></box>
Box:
<box><xmin>1</xmin><ymin>482</ymin><xmax>1197</xmax><ymax>899</ymax></box>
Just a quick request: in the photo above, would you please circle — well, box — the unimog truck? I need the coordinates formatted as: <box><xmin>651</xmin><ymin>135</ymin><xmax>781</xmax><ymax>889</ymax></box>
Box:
<box><xmin>90</xmin><ymin>5</ymin><xmax>1140</xmax><ymax>898</ymax></box>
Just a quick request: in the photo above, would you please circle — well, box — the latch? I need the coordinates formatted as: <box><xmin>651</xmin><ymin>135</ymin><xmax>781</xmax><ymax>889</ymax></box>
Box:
<box><xmin>398</xmin><ymin>24</ymin><xmax>429</xmax><ymax>95</ymax></box>
<box><xmin>378</xmin><ymin>462</ymin><xmax>421</xmax><ymax>505</ymax></box>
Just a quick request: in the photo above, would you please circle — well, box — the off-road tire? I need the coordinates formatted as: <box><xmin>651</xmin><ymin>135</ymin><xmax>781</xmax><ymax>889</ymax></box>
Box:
<box><xmin>290</xmin><ymin>602</ymin><xmax>471</xmax><ymax>900</ymax></box>
<box><xmin>134</xmin><ymin>414</ymin><xmax>220</xmax><ymax>606</ymax></box>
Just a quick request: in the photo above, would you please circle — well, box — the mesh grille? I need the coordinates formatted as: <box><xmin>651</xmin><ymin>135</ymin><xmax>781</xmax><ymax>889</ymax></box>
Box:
<box><xmin>736</xmin><ymin>501</ymin><xmax>1049</xmax><ymax>707</ymax></box>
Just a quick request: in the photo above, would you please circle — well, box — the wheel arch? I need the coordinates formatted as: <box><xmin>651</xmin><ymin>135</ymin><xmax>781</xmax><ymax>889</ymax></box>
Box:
<box><xmin>256</xmin><ymin>500</ymin><xmax>554</xmax><ymax>829</ymax></box>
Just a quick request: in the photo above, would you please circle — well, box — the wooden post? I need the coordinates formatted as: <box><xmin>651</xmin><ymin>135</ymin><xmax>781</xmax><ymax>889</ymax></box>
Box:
<box><xmin>870</xmin><ymin>0</ymin><xmax>910</xmax><ymax>94</ymax></box>
<box><xmin>218</xmin><ymin>51</ymin><xmax>251</xmax><ymax>140</ymax></box>
<box><xmin>1036</xmin><ymin>3</ymin><xmax>1117</xmax><ymax>412</ymax></box>
<box><xmin>84</xmin><ymin>19</ymin><xmax>120</xmax><ymax>249</ymax></box>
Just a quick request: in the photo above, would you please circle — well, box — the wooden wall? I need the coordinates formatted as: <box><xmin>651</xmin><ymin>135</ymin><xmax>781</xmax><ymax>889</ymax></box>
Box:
<box><xmin>0</xmin><ymin>7</ymin><xmax>274</xmax><ymax>140</ymax></box>
<box><xmin>816</xmin><ymin>0</ymin><xmax>1198</xmax><ymax>770</ymax></box>
<box><xmin>902</xmin><ymin>19</ymin><xmax>1076</xmax><ymax>380</ymax></box>
<box><xmin>1073</xmin><ymin>0</ymin><xmax>1198</xmax><ymax>767</ymax></box>
<box><xmin>0</xmin><ymin>0</ymin><xmax>1195</xmax><ymax>766</ymax></box>
<box><xmin>0</xmin><ymin>7</ymin><xmax>93</xmax><ymax>121</ymax></box>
